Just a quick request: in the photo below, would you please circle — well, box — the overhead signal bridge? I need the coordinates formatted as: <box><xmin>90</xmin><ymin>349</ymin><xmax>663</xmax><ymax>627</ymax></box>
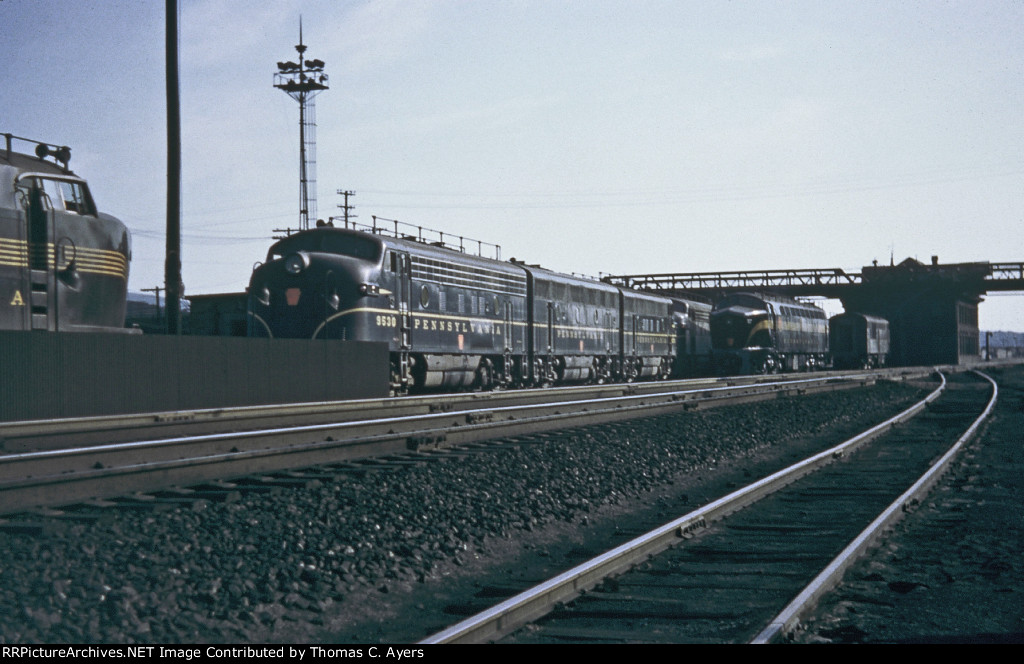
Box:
<box><xmin>604</xmin><ymin>259</ymin><xmax>1024</xmax><ymax>368</ymax></box>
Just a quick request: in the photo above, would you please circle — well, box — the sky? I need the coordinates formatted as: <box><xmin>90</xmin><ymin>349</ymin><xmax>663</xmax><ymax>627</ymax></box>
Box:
<box><xmin>3</xmin><ymin>0</ymin><xmax>1023</xmax><ymax>330</ymax></box>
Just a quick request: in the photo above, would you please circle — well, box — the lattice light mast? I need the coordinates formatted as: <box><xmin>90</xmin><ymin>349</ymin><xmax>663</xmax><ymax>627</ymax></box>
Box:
<box><xmin>274</xmin><ymin>21</ymin><xmax>328</xmax><ymax>232</ymax></box>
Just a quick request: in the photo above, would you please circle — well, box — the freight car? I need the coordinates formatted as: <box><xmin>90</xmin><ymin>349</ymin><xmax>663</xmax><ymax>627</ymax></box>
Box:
<box><xmin>247</xmin><ymin>220</ymin><xmax>675</xmax><ymax>393</ymax></box>
<box><xmin>829</xmin><ymin>311</ymin><xmax>890</xmax><ymax>369</ymax></box>
<box><xmin>1</xmin><ymin>133</ymin><xmax>132</xmax><ymax>332</ymax></box>
<box><xmin>710</xmin><ymin>292</ymin><xmax>828</xmax><ymax>374</ymax></box>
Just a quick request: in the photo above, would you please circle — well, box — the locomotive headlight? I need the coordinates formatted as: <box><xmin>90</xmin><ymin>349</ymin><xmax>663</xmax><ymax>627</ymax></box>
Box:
<box><xmin>284</xmin><ymin>252</ymin><xmax>309</xmax><ymax>275</ymax></box>
<box><xmin>359</xmin><ymin>283</ymin><xmax>380</xmax><ymax>296</ymax></box>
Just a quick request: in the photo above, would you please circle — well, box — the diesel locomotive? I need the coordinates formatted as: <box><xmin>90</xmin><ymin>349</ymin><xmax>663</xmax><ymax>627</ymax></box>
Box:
<box><xmin>670</xmin><ymin>296</ymin><xmax>712</xmax><ymax>377</ymax></box>
<box><xmin>1</xmin><ymin>133</ymin><xmax>132</xmax><ymax>332</ymax></box>
<box><xmin>710</xmin><ymin>292</ymin><xmax>829</xmax><ymax>374</ymax></box>
<box><xmin>246</xmin><ymin>220</ymin><xmax>679</xmax><ymax>393</ymax></box>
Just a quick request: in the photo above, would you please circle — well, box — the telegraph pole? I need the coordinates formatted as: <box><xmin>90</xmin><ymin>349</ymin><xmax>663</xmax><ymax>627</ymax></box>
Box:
<box><xmin>337</xmin><ymin>189</ymin><xmax>356</xmax><ymax>227</ymax></box>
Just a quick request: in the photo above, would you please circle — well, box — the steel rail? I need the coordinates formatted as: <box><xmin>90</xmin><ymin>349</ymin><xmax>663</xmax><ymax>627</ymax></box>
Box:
<box><xmin>419</xmin><ymin>372</ymin><xmax>948</xmax><ymax>644</ymax></box>
<box><xmin>0</xmin><ymin>373</ymin><xmax>900</xmax><ymax>514</ymax></box>
<box><xmin>0</xmin><ymin>368</ymin><xmax>935</xmax><ymax>453</ymax></box>
<box><xmin>0</xmin><ymin>372</ymin><xmax>886</xmax><ymax>466</ymax></box>
<box><xmin>750</xmin><ymin>370</ymin><xmax>998</xmax><ymax>644</ymax></box>
<box><xmin>0</xmin><ymin>378</ymin><xmax>735</xmax><ymax>440</ymax></box>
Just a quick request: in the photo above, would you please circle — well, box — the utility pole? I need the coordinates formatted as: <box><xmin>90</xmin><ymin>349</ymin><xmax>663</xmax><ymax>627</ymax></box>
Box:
<box><xmin>165</xmin><ymin>0</ymin><xmax>182</xmax><ymax>334</ymax></box>
<box><xmin>337</xmin><ymin>189</ymin><xmax>356</xmax><ymax>227</ymax></box>
<box><xmin>142</xmin><ymin>286</ymin><xmax>164</xmax><ymax>325</ymax></box>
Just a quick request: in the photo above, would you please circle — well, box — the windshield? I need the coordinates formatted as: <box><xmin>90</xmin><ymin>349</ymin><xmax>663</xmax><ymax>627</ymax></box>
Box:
<box><xmin>269</xmin><ymin>231</ymin><xmax>382</xmax><ymax>263</ymax></box>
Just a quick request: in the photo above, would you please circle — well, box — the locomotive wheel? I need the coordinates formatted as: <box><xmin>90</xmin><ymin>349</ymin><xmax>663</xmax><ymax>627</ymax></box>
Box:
<box><xmin>533</xmin><ymin>358</ymin><xmax>550</xmax><ymax>388</ymax></box>
<box><xmin>389</xmin><ymin>361</ymin><xmax>406</xmax><ymax>397</ymax></box>
<box><xmin>625</xmin><ymin>360</ymin><xmax>638</xmax><ymax>383</ymax></box>
<box><xmin>474</xmin><ymin>361</ymin><xmax>493</xmax><ymax>391</ymax></box>
<box><xmin>542</xmin><ymin>358</ymin><xmax>556</xmax><ymax>387</ymax></box>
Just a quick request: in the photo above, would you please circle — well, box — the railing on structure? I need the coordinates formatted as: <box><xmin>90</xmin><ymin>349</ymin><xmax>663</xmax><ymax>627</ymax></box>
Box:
<box><xmin>608</xmin><ymin>261</ymin><xmax>1024</xmax><ymax>297</ymax></box>
<box><xmin>328</xmin><ymin>215</ymin><xmax>502</xmax><ymax>261</ymax></box>
<box><xmin>987</xmin><ymin>263</ymin><xmax>1024</xmax><ymax>290</ymax></box>
<box><xmin>603</xmin><ymin>268</ymin><xmax>862</xmax><ymax>292</ymax></box>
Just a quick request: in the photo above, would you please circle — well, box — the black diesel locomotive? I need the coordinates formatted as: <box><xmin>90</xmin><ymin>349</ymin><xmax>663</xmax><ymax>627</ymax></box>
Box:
<box><xmin>710</xmin><ymin>292</ymin><xmax>829</xmax><ymax>374</ymax></box>
<box><xmin>670</xmin><ymin>296</ymin><xmax>712</xmax><ymax>377</ymax></box>
<box><xmin>247</xmin><ymin>220</ymin><xmax>681</xmax><ymax>393</ymax></box>
<box><xmin>1</xmin><ymin>133</ymin><xmax>132</xmax><ymax>332</ymax></box>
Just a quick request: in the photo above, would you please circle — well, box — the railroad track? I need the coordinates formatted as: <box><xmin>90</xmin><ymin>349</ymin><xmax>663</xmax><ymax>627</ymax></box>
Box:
<box><xmin>0</xmin><ymin>368</ymin><xmax>929</xmax><ymax>453</ymax></box>
<box><xmin>0</xmin><ymin>371</ymin><xmax>920</xmax><ymax>515</ymax></box>
<box><xmin>421</xmin><ymin>370</ymin><xmax>996</xmax><ymax>644</ymax></box>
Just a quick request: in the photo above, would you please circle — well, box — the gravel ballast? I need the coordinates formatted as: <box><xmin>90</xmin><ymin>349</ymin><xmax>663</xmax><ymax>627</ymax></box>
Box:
<box><xmin>0</xmin><ymin>380</ymin><xmax>945</xmax><ymax>643</ymax></box>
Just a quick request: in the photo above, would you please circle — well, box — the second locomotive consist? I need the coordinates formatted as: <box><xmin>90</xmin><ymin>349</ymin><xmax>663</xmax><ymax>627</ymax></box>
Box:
<box><xmin>247</xmin><ymin>220</ymin><xmax>676</xmax><ymax>393</ymax></box>
<box><xmin>1</xmin><ymin>133</ymin><xmax>132</xmax><ymax>332</ymax></box>
<box><xmin>710</xmin><ymin>292</ymin><xmax>828</xmax><ymax>374</ymax></box>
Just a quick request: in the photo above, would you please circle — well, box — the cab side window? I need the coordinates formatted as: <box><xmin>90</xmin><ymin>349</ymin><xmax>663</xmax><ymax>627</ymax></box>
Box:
<box><xmin>58</xmin><ymin>181</ymin><xmax>94</xmax><ymax>215</ymax></box>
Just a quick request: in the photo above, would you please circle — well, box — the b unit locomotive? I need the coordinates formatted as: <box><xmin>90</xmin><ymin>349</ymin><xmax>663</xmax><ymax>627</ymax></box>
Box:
<box><xmin>1</xmin><ymin>133</ymin><xmax>132</xmax><ymax>332</ymax></box>
<box><xmin>670</xmin><ymin>296</ymin><xmax>712</xmax><ymax>377</ymax></box>
<box><xmin>710</xmin><ymin>292</ymin><xmax>828</xmax><ymax>374</ymax></box>
<box><xmin>247</xmin><ymin>220</ymin><xmax>677</xmax><ymax>393</ymax></box>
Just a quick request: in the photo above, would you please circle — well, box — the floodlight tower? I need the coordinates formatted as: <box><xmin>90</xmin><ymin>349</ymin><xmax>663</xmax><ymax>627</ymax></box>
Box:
<box><xmin>274</xmin><ymin>20</ymin><xmax>328</xmax><ymax>231</ymax></box>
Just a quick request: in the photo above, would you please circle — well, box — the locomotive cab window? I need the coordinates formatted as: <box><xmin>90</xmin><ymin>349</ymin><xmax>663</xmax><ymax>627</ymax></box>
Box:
<box><xmin>17</xmin><ymin>177</ymin><xmax>96</xmax><ymax>216</ymax></box>
<box><xmin>56</xmin><ymin>180</ymin><xmax>93</xmax><ymax>215</ymax></box>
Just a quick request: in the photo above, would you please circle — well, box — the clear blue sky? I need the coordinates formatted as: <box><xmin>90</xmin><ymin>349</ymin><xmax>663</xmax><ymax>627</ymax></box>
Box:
<box><xmin>3</xmin><ymin>0</ymin><xmax>1023</xmax><ymax>329</ymax></box>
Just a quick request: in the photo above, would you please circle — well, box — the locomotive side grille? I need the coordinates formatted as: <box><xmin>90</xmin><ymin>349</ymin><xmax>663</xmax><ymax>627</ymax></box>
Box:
<box><xmin>411</xmin><ymin>256</ymin><xmax>526</xmax><ymax>296</ymax></box>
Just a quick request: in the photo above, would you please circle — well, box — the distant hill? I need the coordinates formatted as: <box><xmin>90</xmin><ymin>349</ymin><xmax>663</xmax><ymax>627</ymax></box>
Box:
<box><xmin>982</xmin><ymin>331</ymin><xmax>1024</xmax><ymax>348</ymax></box>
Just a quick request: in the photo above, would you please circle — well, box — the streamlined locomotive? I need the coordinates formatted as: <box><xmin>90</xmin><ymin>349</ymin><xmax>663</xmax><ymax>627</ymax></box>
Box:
<box><xmin>247</xmin><ymin>221</ymin><xmax>676</xmax><ymax>393</ymax></box>
<box><xmin>1</xmin><ymin>133</ymin><xmax>131</xmax><ymax>332</ymax></box>
<box><xmin>710</xmin><ymin>292</ymin><xmax>828</xmax><ymax>374</ymax></box>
